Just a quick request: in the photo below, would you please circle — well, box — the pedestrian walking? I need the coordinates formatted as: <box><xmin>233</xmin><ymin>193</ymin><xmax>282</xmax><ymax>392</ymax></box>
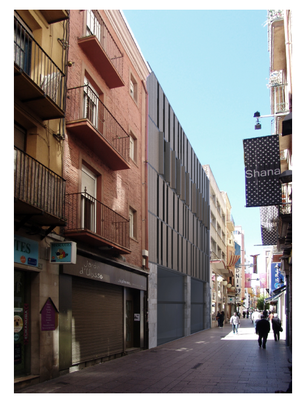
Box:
<box><xmin>230</xmin><ymin>312</ymin><xmax>240</xmax><ymax>334</ymax></box>
<box><xmin>243</xmin><ymin>310</ymin><xmax>246</xmax><ymax>318</ymax></box>
<box><xmin>219</xmin><ymin>311</ymin><xmax>224</xmax><ymax>328</ymax></box>
<box><xmin>272</xmin><ymin>313</ymin><xmax>282</xmax><ymax>341</ymax></box>
<box><xmin>216</xmin><ymin>311</ymin><xmax>221</xmax><ymax>327</ymax></box>
<box><xmin>256</xmin><ymin>315</ymin><xmax>270</xmax><ymax>349</ymax></box>
<box><xmin>252</xmin><ymin>309</ymin><xmax>262</xmax><ymax>329</ymax></box>
<box><xmin>246</xmin><ymin>309</ymin><xmax>249</xmax><ymax>318</ymax></box>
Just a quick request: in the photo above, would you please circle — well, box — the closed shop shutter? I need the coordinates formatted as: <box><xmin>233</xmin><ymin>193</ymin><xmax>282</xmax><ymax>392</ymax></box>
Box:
<box><xmin>191</xmin><ymin>278</ymin><xmax>204</xmax><ymax>334</ymax></box>
<box><xmin>72</xmin><ymin>276</ymin><xmax>123</xmax><ymax>365</ymax></box>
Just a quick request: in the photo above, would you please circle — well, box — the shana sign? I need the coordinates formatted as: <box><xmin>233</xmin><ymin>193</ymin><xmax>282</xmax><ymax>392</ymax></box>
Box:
<box><xmin>243</xmin><ymin>135</ymin><xmax>282</xmax><ymax>207</ymax></box>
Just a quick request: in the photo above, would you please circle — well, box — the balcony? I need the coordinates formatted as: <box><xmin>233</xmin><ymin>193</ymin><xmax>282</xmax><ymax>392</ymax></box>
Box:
<box><xmin>226</xmin><ymin>214</ymin><xmax>235</xmax><ymax>232</ymax></box>
<box><xmin>14</xmin><ymin>16</ymin><xmax>65</xmax><ymax>120</ymax></box>
<box><xmin>66</xmin><ymin>85</ymin><xmax>130</xmax><ymax>170</ymax></box>
<box><xmin>78</xmin><ymin>10</ymin><xmax>124</xmax><ymax>89</ymax></box>
<box><xmin>40</xmin><ymin>10</ymin><xmax>69</xmax><ymax>24</ymax></box>
<box><xmin>65</xmin><ymin>191</ymin><xmax>130</xmax><ymax>254</ymax></box>
<box><xmin>14</xmin><ymin>147</ymin><xmax>66</xmax><ymax>229</ymax></box>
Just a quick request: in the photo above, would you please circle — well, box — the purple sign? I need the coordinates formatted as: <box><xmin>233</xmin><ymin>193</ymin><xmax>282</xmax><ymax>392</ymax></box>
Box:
<box><xmin>41</xmin><ymin>298</ymin><xmax>58</xmax><ymax>331</ymax></box>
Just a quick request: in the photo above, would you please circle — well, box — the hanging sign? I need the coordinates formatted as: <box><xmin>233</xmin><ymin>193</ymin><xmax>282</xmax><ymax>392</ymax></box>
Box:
<box><xmin>50</xmin><ymin>241</ymin><xmax>77</xmax><ymax>264</ymax></box>
<box><xmin>243</xmin><ymin>135</ymin><xmax>282</xmax><ymax>207</ymax></box>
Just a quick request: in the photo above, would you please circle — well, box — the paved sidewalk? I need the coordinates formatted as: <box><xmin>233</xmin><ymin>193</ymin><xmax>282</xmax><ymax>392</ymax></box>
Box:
<box><xmin>15</xmin><ymin>318</ymin><xmax>292</xmax><ymax>393</ymax></box>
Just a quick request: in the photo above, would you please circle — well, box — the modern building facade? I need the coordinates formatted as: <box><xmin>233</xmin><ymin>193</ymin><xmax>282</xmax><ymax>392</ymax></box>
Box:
<box><xmin>147</xmin><ymin>72</ymin><xmax>211</xmax><ymax>347</ymax></box>
<box><xmin>61</xmin><ymin>9</ymin><xmax>150</xmax><ymax>373</ymax></box>
<box><xmin>14</xmin><ymin>10</ymin><xmax>69</xmax><ymax>388</ymax></box>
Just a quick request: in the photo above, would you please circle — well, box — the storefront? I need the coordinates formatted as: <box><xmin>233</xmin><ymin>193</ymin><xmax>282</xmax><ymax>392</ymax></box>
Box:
<box><xmin>14</xmin><ymin>235</ymin><xmax>40</xmax><ymax>379</ymax></box>
<box><xmin>59</xmin><ymin>254</ymin><xmax>148</xmax><ymax>372</ymax></box>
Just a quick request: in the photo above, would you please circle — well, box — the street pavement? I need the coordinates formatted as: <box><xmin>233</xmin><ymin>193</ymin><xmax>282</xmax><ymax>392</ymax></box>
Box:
<box><xmin>15</xmin><ymin>317</ymin><xmax>292</xmax><ymax>394</ymax></box>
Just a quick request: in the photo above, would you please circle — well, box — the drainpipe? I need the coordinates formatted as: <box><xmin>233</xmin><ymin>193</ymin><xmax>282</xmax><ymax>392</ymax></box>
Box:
<box><xmin>142</xmin><ymin>79</ymin><xmax>149</xmax><ymax>270</ymax></box>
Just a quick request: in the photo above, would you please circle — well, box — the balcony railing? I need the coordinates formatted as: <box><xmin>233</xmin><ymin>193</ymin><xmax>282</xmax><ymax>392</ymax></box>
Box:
<box><xmin>78</xmin><ymin>10</ymin><xmax>124</xmax><ymax>88</ymax></box>
<box><xmin>65</xmin><ymin>190</ymin><xmax>130</xmax><ymax>253</ymax></box>
<box><xmin>14</xmin><ymin>16</ymin><xmax>66</xmax><ymax>120</ymax></box>
<box><xmin>66</xmin><ymin>85</ymin><xmax>130</xmax><ymax>169</ymax></box>
<box><xmin>280</xmin><ymin>182</ymin><xmax>292</xmax><ymax>216</ymax></box>
<box><xmin>14</xmin><ymin>147</ymin><xmax>66</xmax><ymax>225</ymax></box>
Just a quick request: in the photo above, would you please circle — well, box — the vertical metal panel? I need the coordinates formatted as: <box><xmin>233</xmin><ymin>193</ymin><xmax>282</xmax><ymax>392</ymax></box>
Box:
<box><xmin>181</xmin><ymin>165</ymin><xmax>186</xmax><ymax>201</ymax></box>
<box><xmin>167</xmin><ymin>188</ymin><xmax>174</xmax><ymax>228</ymax></box>
<box><xmin>192</xmin><ymin>182</ymin><xmax>197</xmax><ymax>214</ymax></box>
<box><xmin>176</xmin><ymin>159</ymin><xmax>182</xmax><ymax>196</ymax></box>
<box><xmin>185</xmin><ymin>172</ymin><xmax>190</xmax><ymax>206</ymax></box>
<box><xmin>148</xmin><ymin>166</ymin><xmax>157</xmax><ymax>216</ymax></box>
<box><xmin>167</xmin><ymin>226</ymin><xmax>172</xmax><ymax>268</ymax></box>
<box><xmin>158</xmin><ymin>86</ymin><xmax>164</xmax><ymax>132</ymax></box>
<box><xmin>170</xmin><ymin>150</ymin><xmax>176</xmax><ymax>189</ymax></box>
<box><xmin>172</xmin><ymin>230</ymin><xmax>178</xmax><ymax>271</ymax></box>
<box><xmin>148</xmin><ymin>122</ymin><xmax>160</xmax><ymax>172</ymax></box>
<box><xmin>164</xmin><ymin>96</ymin><xmax>169</xmax><ymax>141</ymax></box>
<box><xmin>147</xmin><ymin>73</ymin><xmax>157</xmax><ymax>126</ymax></box>
<box><xmin>158</xmin><ymin>131</ymin><xmax>164</xmax><ymax>175</ymax></box>
<box><xmin>158</xmin><ymin>175</ymin><xmax>163</xmax><ymax>220</ymax></box>
<box><xmin>164</xmin><ymin>140</ymin><xmax>171</xmax><ymax>183</ymax></box>
<box><xmin>162</xmin><ymin>222</ymin><xmax>167</xmax><ymax>267</ymax></box>
<box><xmin>178</xmin><ymin>197</ymin><xmax>183</xmax><ymax>236</ymax></box>
<box><xmin>148</xmin><ymin>212</ymin><xmax>157</xmax><ymax>263</ymax></box>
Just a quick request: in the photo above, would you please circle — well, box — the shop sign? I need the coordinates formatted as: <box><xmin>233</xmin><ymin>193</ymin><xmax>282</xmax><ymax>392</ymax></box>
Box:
<box><xmin>270</xmin><ymin>262</ymin><xmax>284</xmax><ymax>292</ymax></box>
<box><xmin>14</xmin><ymin>235</ymin><xmax>39</xmax><ymax>267</ymax></box>
<box><xmin>243</xmin><ymin>135</ymin><xmax>281</xmax><ymax>207</ymax></box>
<box><xmin>50</xmin><ymin>241</ymin><xmax>77</xmax><ymax>264</ymax></box>
<box><xmin>40</xmin><ymin>297</ymin><xmax>59</xmax><ymax>331</ymax></box>
<box><xmin>63</xmin><ymin>255</ymin><xmax>147</xmax><ymax>291</ymax></box>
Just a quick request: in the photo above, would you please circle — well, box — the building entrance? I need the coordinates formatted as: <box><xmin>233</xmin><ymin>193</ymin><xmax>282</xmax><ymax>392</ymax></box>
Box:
<box><xmin>14</xmin><ymin>270</ymin><xmax>30</xmax><ymax>377</ymax></box>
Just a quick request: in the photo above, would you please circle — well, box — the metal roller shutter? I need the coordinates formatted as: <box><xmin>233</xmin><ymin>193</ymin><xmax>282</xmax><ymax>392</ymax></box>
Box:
<box><xmin>72</xmin><ymin>276</ymin><xmax>123</xmax><ymax>365</ymax></box>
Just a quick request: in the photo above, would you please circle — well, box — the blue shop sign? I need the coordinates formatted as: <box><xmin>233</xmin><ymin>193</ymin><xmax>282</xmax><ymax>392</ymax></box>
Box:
<box><xmin>50</xmin><ymin>241</ymin><xmax>77</xmax><ymax>264</ymax></box>
<box><xmin>14</xmin><ymin>235</ymin><xmax>39</xmax><ymax>267</ymax></box>
<box><xmin>270</xmin><ymin>262</ymin><xmax>284</xmax><ymax>292</ymax></box>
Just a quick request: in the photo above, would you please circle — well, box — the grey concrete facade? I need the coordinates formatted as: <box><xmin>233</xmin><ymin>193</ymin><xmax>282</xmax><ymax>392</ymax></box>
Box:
<box><xmin>147</xmin><ymin>72</ymin><xmax>211</xmax><ymax>348</ymax></box>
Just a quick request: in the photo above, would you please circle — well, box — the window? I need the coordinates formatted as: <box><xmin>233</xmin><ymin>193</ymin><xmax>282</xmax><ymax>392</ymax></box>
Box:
<box><xmin>129</xmin><ymin>132</ymin><xmax>137</xmax><ymax>163</ymax></box>
<box><xmin>130</xmin><ymin>74</ymin><xmax>137</xmax><ymax>102</ymax></box>
<box><xmin>129</xmin><ymin>207</ymin><xmax>137</xmax><ymax>239</ymax></box>
<box><xmin>14</xmin><ymin>16</ymin><xmax>32</xmax><ymax>75</ymax></box>
<box><xmin>83</xmin><ymin>77</ymin><xmax>99</xmax><ymax>128</ymax></box>
<box><xmin>81</xmin><ymin>165</ymin><xmax>97</xmax><ymax>232</ymax></box>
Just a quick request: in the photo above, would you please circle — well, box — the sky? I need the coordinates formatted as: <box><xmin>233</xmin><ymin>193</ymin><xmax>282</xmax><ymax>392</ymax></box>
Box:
<box><xmin>122</xmin><ymin>9</ymin><xmax>274</xmax><ymax>270</ymax></box>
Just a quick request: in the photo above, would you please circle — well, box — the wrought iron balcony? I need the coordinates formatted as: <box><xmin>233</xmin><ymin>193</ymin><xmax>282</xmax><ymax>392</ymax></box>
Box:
<box><xmin>65</xmin><ymin>190</ymin><xmax>130</xmax><ymax>254</ymax></box>
<box><xmin>66</xmin><ymin>85</ymin><xmax>130</xmax><ymax>170</ymax></box>
<box><xmin>14</xmin><ymin>147</ymin><xmax>66</xmax><ymax>228</ymax></box>
<box><xmin>14</xmin><ymin>16</ymin><xmax>66</xmax><ymax>120</ymax></box>
<box><xmin>78</xmin><ymin>10</ymin><xmax>124</xmax><ymax>88</ymax></box>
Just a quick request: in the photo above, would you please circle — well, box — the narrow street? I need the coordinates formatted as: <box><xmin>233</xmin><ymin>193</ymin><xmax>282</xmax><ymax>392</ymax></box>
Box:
<box><xmin>15</xmin><ymin>317</ymin><xmax>292</xmax><ymax>394</ymax></box>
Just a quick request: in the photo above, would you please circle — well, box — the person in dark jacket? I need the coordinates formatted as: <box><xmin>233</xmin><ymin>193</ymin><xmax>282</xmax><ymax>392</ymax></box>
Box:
<box><xmin>219</xmin><ymin>311</ymin><xmax>224</xmax><ymax>328</ymax></box>
<box><xmin>271</xmin><ymin>313</ymin><xmax>282</xmax><ymax>341</ymax></box>
<box><xmin>256</xmin><ymin>315</ymin><xmax>270</xmax><ymax>348</ymax></box>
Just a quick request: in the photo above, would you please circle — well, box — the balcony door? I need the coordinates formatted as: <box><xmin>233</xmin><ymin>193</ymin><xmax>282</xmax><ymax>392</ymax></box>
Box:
<box><xmin>83</xmin><ymin>77</ymin><xmax>99</xmax><ymax>129</ymax></box>
<box><xmin>81</xmin><ymin>165</ymin><xmax>97</xmax><ymax>232</ymax></box>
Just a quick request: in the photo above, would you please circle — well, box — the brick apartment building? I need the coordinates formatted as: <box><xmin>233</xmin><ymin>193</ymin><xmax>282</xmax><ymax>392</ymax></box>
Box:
<box><xmin>60</xmin><ymin>10</ymin><xmax>150</xmax><ymax>373</ymax></box>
